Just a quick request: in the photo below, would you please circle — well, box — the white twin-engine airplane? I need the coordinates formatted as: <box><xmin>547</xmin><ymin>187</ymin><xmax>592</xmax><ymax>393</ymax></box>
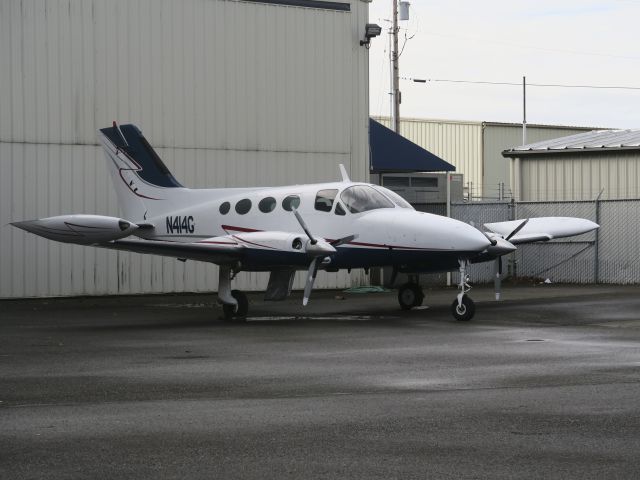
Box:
<box><xmin>12</xmin><ymin>123</ymin><xmax>599</xmax><ymax>321</ymax></box>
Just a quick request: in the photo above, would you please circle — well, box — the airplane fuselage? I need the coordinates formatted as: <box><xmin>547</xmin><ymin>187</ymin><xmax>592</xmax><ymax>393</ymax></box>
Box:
<box><xmin>138</xmin><ymin>181</ymin><xmax>492</xmax><ymax>272</ymax></box>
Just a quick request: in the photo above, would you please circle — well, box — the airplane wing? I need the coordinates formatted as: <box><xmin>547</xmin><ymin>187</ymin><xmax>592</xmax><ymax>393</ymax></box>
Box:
<box><xmin>484</xmin><ymin>217</ymin><xmax>599</xmax><ymax>245</ymax></box>
<box><xmin>103</xmin><ymin>238</ymin><xmax>243</xmax><ymax>264</ymax></box>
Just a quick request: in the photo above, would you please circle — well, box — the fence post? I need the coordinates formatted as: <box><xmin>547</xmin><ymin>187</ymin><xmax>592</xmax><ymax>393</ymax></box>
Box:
<box><xmin>594</xmin><ymin>191</ymin><xmax>603</xmax><ymax>283</ymax></box>
<box><xmin>509</xmin><ymin>199</ymin><xmax>518</xmax><ymax>278</ymax></box>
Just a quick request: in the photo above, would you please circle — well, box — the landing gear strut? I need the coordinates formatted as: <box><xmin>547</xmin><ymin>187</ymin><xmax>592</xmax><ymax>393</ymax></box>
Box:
<box><xmin>218</xmin><ymin>265</ymin><xmax>248</xmax><ymax>321</ymax></box>
<box><xmin>222</xmin><ymin>290</ymin><xmax>248</xmax><ymax>320</ymax></box>
<box><xmin>451</xmin><ymin>259</ymin><xmax>475</xmax><ymax>321</ymax></box>
<box><xmin>398</xmin><ymin>282</ymin><xmax>425</xmax><ymax>310</ymax></box>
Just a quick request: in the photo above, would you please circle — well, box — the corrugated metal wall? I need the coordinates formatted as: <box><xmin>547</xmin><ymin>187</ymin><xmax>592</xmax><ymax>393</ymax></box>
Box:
<box><xmin>372</xmin><ymin>118</ymin><xmax>597</xmax><ymax>201</ymax></box>
<box><xmin>373</xmin><ymin>117</ymin><xmax>483</xmax><ymax>195</ymax></box>
<box><xmin>0</xmin><ymin>0</ymin><xmax>371</xmax><ymax>298</ymax></box>
<box><xmin>483</xmin><ymin>123</ymin><xmax>592</xmax><ymax>200</ymax></box>
<box><xmin>517</xmin><ymin>152</ymin><xmax>640</xmax><ymax>201</ymax></box>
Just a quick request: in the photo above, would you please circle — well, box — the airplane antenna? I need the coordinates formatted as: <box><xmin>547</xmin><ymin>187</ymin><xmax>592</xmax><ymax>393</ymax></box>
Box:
<box><xmin>113</xmin><ymin>121</ymin><xmax>130</xmax><ymax>147</ymax></box>
<box><xmin>338</xmin><ymin>164</ymin><xmax>350</xmax><ymax>182</ymax></box>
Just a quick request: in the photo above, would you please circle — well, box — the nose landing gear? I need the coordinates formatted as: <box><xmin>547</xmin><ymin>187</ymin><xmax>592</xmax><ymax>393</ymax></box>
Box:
<box><xmin>451</xmin><ymin>259</ymin><xmax>475</xmax><ymax>321</ymax></box>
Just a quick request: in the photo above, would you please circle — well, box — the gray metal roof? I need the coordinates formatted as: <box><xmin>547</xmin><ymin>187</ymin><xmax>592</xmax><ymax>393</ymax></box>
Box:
<box><xmin>502</xmin><ymin>129</ymin><xmax>640</xmax><ymax>157</ymax></box>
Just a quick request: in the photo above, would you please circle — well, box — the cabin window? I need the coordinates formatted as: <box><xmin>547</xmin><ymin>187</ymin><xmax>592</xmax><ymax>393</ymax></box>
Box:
<box><xmin>335</xmin><ymin>202</ymin><xmax>346</xmax><ymax>216</ymax></box>
<box><xmin>219</xmin><ymin>202</ymin><xmax>230</xmax><ymax>215</ymax></box>
<box><xmin>258</xmin><ymin>197</ymin><xmax>276</xmax><ymax>213</ymax></box>
<box><xmin>315</xmin><ymin>189</ymin><xmax>338</xmax><ymax>212</ymax></box>
<box><xmin>235</xmin><ymin>199</ymin><xmax>252</xmax><ymax>215</ymax></box>
<box><xmin>282</xmin><ymin>195</ymin><xmax>301</xmax><ymax>211</ymax></box>
<box><xmin>340</xmin><ymin>185</ymin><xmax>394</xmax><ymax>214</ymax></box>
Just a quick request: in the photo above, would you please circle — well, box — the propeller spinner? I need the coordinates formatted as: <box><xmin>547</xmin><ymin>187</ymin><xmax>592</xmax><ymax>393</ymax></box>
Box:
<box><xmin>292</xmin><ymin>209</ymin><xmax>357</xmax><ymax>306</ymax></box>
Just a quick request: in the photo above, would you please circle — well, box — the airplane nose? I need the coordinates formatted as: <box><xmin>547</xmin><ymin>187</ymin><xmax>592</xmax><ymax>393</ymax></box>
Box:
<box><xmin>452</xmin><ymin>219</ymin><xmax>493</xmax><ymax>252</ymax></box>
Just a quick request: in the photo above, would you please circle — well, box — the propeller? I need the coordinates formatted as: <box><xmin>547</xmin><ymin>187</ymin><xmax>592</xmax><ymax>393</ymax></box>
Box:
<box><xmin>293</xmin><ymin>209</ymin><xmax>317</xmax><ymax>245</ymax></box>
<box><xmin>293</xmin><ymin>209</ymin><xmax>356</xmax><ymax>306</ymax></box>
<box><xmin>303</xmin><ymin>258</ymin><xmax>320</xmax><ymax>306</ymax></box>
<box><xmin>505</xmin><ymin>218</ymin><xmax>529</xmax><ymax>241</ymax></box>
<box><xmin>482</xmin><ymin>220</ymin><xmax>529</xmax><ymax>301</ymax></box>
<box><xmin>331</xmin><ymin>234</ymin><xmax>358</xmax><ymax>247</ymax></box>
<box><xmin>494</xmin><ymin>255</ymin><xmax>503</xmax><ymax>301</ymax></box>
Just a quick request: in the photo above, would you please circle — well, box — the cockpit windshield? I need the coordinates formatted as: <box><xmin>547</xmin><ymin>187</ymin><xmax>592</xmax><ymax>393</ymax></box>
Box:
<box><xmin>340</xmin><ymin>185</ymin><xmax>395</xmax><ymax>213</ymax></box>
<box><xmin>374</xmin><ymin>186</ymin><xmax>414</xmax><ymax>209</ymax></box>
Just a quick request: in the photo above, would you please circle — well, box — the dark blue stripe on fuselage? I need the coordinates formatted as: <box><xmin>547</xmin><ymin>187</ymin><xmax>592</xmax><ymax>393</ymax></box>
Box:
<box><xmin>241</xmin><ymin>246</ymin><xmax>476</xmax><ymax>273</ymax></box>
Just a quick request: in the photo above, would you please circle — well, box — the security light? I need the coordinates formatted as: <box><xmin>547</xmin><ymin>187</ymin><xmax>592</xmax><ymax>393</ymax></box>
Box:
<box><xmin>360</xmin><ymin>23</ymin><xmax>382</xmax><ymax>47</ymax></box>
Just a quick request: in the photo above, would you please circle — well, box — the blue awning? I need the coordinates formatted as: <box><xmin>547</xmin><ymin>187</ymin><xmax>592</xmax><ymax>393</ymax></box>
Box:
<box><xmin>369</xmin><ymin>119</ymin><xmax>455</xmax><ymax>172</ymax></box>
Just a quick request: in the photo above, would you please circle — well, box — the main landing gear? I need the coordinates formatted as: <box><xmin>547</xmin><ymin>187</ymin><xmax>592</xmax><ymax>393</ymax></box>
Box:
<box><xmin>396</xmin><ymin>261</ymin><xmax>476</xmax><ymax>321</ymax></box>
<box><xmin>218</xmin><ymin>265</ymin><xmax>248</xmax><ymax>321</ymax></box>
<box><xmin>451</xmin><ymin>259</ymin><xmax>475</xmax><ymax>321</ymax></box>
<box><xmin>398</xmin><ymin>281</ymin><xmax>425</xmax><ymax>310</ymax></box>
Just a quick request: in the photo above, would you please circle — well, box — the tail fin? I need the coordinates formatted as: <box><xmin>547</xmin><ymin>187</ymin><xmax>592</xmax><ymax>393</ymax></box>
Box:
<box><xmin>98</xmin><ymin>123</ymin><xmax>185</xmax><ymax>221</ymax></box>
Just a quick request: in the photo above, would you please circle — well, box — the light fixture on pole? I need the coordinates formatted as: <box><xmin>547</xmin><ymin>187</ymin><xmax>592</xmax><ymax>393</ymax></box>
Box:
<box><xmin>360</xmin><ymin>23</ymin><xmax>382</xmax><ymax>47</ymax></box>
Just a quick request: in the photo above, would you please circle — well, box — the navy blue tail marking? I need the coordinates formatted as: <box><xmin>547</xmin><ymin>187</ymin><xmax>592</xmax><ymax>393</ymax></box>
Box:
<box><xmin>100</xmin><ymin>124</ymin><xmax>183</xmax><ymax>188</ymax></box>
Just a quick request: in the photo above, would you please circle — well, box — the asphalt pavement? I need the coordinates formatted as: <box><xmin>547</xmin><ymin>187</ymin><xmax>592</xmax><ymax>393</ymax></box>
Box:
<box><xmin>1</xmin><ymin>284</ymin><xmax>640</xmax><ymax>479</ymax></box>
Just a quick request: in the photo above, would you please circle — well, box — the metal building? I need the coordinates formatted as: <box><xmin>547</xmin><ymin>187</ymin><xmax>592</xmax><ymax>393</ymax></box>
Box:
<box><xmin>0</xmin><ymin>0</ymin><xmax>372</xmax><ymax>299</ymax></box>
<box><xmin>503</xmin><ymin>129</ymin><xmax>640</xmax><ymax>201</ymax></box>
<box><xmin>373</xmin><ymin>117</ymin><xmax>592</xmax><ymax>200</ymax></box>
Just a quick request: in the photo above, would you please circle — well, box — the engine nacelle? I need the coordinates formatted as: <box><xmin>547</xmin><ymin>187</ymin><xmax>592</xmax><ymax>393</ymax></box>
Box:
<box><xmin>230</xmin><ymin>231</ymin><xmax>336</xmax><ymax>256</ymax></box>
<box><xmin>11</xmin><ymin>214</ymin><xmax>139</xmax><ymax>245</ymax></box>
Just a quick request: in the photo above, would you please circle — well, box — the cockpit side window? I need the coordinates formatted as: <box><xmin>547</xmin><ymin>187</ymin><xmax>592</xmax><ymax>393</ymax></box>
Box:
<box><xmin>335</xmin><ymin>202</ymin><xmax>346</xmax><ymax>216</ymax></box>
<box><xmin>340</xmin><ymin>185</ymin><xmax>395</xmax><ymax>214</ymax></box>
<box><xmin>314</xmin><ymin>189</ymin><xmax>338</xmax><ymax>212</ymax></box>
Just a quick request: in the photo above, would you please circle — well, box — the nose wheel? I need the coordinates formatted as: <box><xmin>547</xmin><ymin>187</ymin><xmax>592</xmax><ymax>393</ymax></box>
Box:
<box><xmin>451</xmin><ymin>294</ymin><xmax>475</xmax><ymax>321</ymax></box>
<box><xmin>452</xmin><ymin>259</ymin><xmax>475</xmax><ymax>321</ymax></box>
<box><xmin>398</xmin><ymin>282</ymin><xmax>425</xmax><ymax>310</ymax></box>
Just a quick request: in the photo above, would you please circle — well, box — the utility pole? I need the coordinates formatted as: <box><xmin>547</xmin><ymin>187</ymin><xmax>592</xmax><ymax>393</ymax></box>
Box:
<box><xmin>392</xmin><ymin>0</ymin><xmax>401</xmax><ymax>133</ymax></box>
<box><xmin>522</xmin><ymin>75</ymin><xmax>527</xmax><ymax>145</ymax></box>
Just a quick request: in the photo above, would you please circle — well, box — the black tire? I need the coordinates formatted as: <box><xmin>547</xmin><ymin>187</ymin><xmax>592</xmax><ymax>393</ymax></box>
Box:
<box><xmin>451</xmin><ymin>295</ymin><xmax>475</xmax><ymax>321</ymax></box>
<box><xmin>398</xmin><ymin>283</ymin><xmax>425</xmax><ymax>311</ymax></box>
<box><xmin>222</xmin><ymin>290</ymin><xmax>249</xmax><ymax>321</ymax></box>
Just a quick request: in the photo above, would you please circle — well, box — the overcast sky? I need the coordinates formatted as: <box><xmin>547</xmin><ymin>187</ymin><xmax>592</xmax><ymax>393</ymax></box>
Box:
<box><xmin>368</xmin><ymin>0</ymin><xmax>640</xmax><ymax>128</ymax></box>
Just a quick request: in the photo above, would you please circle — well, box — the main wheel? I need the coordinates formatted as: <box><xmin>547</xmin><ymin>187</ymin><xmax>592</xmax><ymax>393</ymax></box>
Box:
<box><xmin>222</xmin><ymin>290</ymin><xmax>249</xmax><ymax>321</ymax></box>
<box><xmin>451</xmin><ymin>295</ymin><xmax>475</xmax><ymax>321</ymax></box>
<box><xmin>398</xmin><ymin>283</ymin><xmax>424</xmax><ymax>310</ymax></box>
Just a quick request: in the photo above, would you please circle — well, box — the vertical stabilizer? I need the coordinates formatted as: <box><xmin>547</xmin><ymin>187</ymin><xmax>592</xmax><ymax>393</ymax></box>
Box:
<box><xmin>98</xmin><ymin>123</ymin><xmax>186</xmax><ymax>221</ymax></box>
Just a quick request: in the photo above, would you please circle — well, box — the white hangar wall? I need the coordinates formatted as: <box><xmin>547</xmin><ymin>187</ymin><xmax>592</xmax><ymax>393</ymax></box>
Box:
<box><xmin>0</xmin><ymin>0</ymin><xmax>372</xmax><ymax>298</ymax></box>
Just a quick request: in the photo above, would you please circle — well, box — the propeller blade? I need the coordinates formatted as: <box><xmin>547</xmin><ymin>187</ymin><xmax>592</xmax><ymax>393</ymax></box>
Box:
<box><xmin>506</xmin><ymin>218</ymin><xmax>529</xmax><ymax>241</ymax></box>
<box><xmin>481</xmin><ymin>230</ymin><xmax>497</xmax><ymax>246</ymax></box>
<box><xmin>293</xmin><ymin>209</ymin><xmax>317</xmax><ymax>245</ymax></box>
<box><xmin>330</xmin><ymin>234</ymin><xmax>358</xmax><ymax>247</ymax></box>
<box><xmin>494</xmin><ymin>257</ymin><xmax>502</xmax><ymax>301</ymax></box>
<box><xmin>303</xmin><ymin>258</ymin><xmax>320</xmax><ymax>306</ymax></box>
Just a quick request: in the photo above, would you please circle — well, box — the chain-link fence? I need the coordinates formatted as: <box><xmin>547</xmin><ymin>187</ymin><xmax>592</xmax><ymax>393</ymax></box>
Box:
<box><xmin>419</xmin><ymin>199</ymin><xmax>640</xmax><ymax>285</ymax></box>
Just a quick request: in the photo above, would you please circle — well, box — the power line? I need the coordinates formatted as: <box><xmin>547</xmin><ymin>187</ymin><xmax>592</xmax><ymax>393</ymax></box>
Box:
<box><xmin>403</xmin><ymin>77</ymin><xmax>640</xmax><ymax>91</ymax></box>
